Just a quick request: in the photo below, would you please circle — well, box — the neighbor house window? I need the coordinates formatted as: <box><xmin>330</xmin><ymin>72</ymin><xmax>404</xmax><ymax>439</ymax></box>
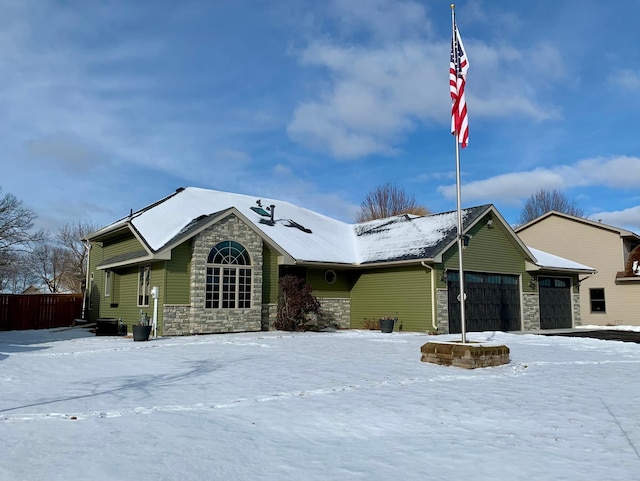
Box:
<box><xmin>138</xmin><ymin>265</ymin><xmax>151</xmax><ymax>307</ymax></box>
<box><xmin>590</xmin><ymin>288</ymin><xmax>606</xmax><ymax>313</ymax></box>
<box><xmin>205</xmin><ymin>241</ymin><xmax>252</xmax><ymax>309</ymax></box>
<box><xmin>105</xmin><ymin>270</ymin><xmax>112</xmax><ymax>298</ymax></box>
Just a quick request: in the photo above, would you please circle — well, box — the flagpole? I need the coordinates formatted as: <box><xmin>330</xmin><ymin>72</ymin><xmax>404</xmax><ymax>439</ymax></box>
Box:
<box><xmin>451</xmin><ymin>4</ymin><xmax>467</xmax><ymax>344</ymax></box>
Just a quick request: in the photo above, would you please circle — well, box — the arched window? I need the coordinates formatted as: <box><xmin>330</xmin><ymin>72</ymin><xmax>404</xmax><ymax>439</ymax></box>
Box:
<box><xmin>205</xmin><ymin>241</ymin><xmax>252</xmax><ymax>309</ymax></box>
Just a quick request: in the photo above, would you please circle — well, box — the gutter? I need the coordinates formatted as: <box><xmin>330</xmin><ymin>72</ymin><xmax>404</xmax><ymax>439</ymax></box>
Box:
<box><xmin>296</xmin><ymin>257</ymin><xmax>438</xmax><ymax>269</ymax></box>
<box><xmin>421</xmin><ymin>262</ymin><xmax>438</xmax><ymax>332</ymax></box>
<box><xmin>82</xmin><ymin>240</ymin><xmax>91</xmax><ymax>320</ymax></box>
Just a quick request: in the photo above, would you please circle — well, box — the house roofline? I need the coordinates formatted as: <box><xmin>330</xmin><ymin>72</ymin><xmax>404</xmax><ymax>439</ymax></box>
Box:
<box><xmin>515</xmin><ymin>210</ymin><xmax>640</xmax><ymax>240</ymax></box>
<box><xmin>437</xmin><ymin>205</ymin><xmax>536</xmax><ymax>263</ymax></box>
<box><xmin>84</xmin><ymin>188</ymin><xmax>187</xmax><ymax>242</ymax></box>
<box><xmin>293</xmin><ymin>258</ymin><xmax>438</xmax><ymax>269</ymax></box>
<box><xmin>525</xmin><ymin>263</ymin><xmax>597</xmax><ymax>275</ymax></box>
<box><xmin>96</xmin><ymin>251</ymin><xmax>171</xmax><ymax>270</ymax></box>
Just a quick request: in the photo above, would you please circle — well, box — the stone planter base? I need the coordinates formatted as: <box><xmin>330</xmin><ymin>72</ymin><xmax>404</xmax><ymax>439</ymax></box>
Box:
<box><xmin>420</xmin><ymin>341</ymin><xmax>509</xmax><ymax>369</ymax></box>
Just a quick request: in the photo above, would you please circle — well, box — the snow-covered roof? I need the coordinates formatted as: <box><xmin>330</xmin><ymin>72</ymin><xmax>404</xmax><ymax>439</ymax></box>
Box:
<box><xmin>89</xmin><ymin>186</ymin><xmax>590</xmax><ymax>271</ymax></box>
<box><xmin>92</xmin><ymin>187</ymin><xmax>495</xmax><ymax>265</ymax></box>
<box><xmin>528</xmin><ymin>247</ymin><xmax>596</xmax><ymax>273</ymax></box>
<box><xmin>355</xmin><ymin>208</ymin><xmax>486</xmax><ymax>264</ymax></box>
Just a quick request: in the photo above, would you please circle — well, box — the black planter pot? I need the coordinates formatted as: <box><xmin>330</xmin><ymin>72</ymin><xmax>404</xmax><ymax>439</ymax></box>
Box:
<box><xmin>133</xmin><ymin>325</ymin><xmax>152</xmax><ymax>341</ymax></box>
<box><xmin>380</xmin><ymin>319</ymin><xmax>395</xmax><ymax>333</ymax></box>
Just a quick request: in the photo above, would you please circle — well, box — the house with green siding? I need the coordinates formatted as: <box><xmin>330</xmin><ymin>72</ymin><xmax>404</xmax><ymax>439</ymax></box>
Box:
<box><xmin>84</xmin><ymin>187</ymin><xmax>595</xmax><ymax>336</ymax></box>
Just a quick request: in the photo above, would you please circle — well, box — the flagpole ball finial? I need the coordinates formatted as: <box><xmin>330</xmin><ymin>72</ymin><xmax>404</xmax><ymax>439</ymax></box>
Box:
<box><xmin>450</xmin><ymin>3</ymin><xmax>455</xmax><ymax>9</ymax></box>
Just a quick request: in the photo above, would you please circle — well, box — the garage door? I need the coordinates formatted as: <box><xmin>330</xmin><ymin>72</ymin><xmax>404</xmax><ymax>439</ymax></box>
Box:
<box><xmin>448</xmin><ymin>271</ymin><xmax>521</xmax><ymax>333</ymax></box>
<box><xmin>538</xmin><ymin>277</ymin><xmax>572</xmax><ymax>329</ymax></box>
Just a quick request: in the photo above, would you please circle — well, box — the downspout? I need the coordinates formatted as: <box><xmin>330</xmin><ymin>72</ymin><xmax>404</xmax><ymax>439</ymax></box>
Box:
<box><xmin>421</xmin><ymin>262</ymin><xmax>438</xmax><ymax>332</ymax></box>
<box><xmin>82</xmin><ymin>241</ymin><xmax>92</xmax><ymax>320</ymax></box>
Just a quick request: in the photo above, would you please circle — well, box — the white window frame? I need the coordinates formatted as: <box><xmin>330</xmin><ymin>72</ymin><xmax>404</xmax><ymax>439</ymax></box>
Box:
<box><xmin>205</xmin><ymin>241</ymin><xmax>252</xmax><ymax>309</ymax></box>
<box><xmin>138</xmin><ymin>265</ymin><xmax>151</xmax><ymax>307</ymax></box>
<box><xmin>589</xmin><ymin>288</ymin><xmax>606</xmax><ymax>313</ymax></box>
<box><xmin>105</xmin><ymin>270</ymin><xmax>112</xmax><ymax>298</ymax></box>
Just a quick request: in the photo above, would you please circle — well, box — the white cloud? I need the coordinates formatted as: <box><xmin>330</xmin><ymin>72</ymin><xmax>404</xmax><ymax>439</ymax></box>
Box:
<box><xmin>562</xmin><ymin>156</ymin><xmax>640</xmax><ymax>189</ymax></box>
<box><xmin>215</xmin><ymin>150</ymin><xmax>251</xmax><ymax>163</ymax></box>
<box><xmin>288</xmin><ymin>1</ymin><xmax>566</xmax><ymax>158</ymax></box>
<box><xmin>273</xmin><ymin>163</ymin><xmax>293</xmax><ymax>176</ymax></box>
<box><xmin>437</xmin><ymin>169</ymin><xmax>565</xmax><ymax>203</ymax></box>
<box><xmin>254</xmin><ymin>174</ymin><xmax>360</xmax><ymax>223</ymax></box>
<box><xmin>466</xmin><ymin>41</ymin><xmax>563</xmax><ymax>121</ymax></box>
<box><xmin>288</xmin><ymin>40</ymin><xmax>452</xmax><ymax>159</ymax></box>
<box><xmin>330</xmin><ymin>0</ymin><xmax>431</xmax><ymax>41</ymax></box>
<box><xmin>437</xmin><ymin>156</ymin><xmax>640</xmax><ymax>203</ymax></box>
<box><xmin>589</xmin><ymin>205</ymin><xmax>640</xmax><ymax>233</ymax></box>
<box><xmin>612</xmin><ymin>69</ymin><xmax>640</xmax><ymax>91</ymax></box>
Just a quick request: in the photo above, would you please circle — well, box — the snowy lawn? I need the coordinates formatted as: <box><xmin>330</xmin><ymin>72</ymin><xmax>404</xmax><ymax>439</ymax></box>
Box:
<box><xmin>1</xmin><ymin>327</ymin><xmax>640</xmax><ymax>481</ymax></box>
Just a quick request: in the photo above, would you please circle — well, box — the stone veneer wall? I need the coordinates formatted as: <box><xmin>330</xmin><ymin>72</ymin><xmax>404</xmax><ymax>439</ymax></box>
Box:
<box><xmin>573</xmin><ymin>292</ymin><xmax>581</xmax><ymax>326</ymax></box>
<box><xmin>261</xmin><ymin>303</ymin><xmax>277</xmax><ymax>330</ymax></box>
<box><xmin>261</xmin><ymin>298</ymin><xmax>351</xmax><ymax>331</ymax></box>
<box><xmin>192</xmin><ymin>215</ymin><xmax>263</xmax><ymax>333</ymax></box>
<box><xmin>164</xmin><ymin>215</ymin><xmax>264</xmax><ymax>335</ymax></box>
<box><xmin>522</xmin><ymin>292</ymin><xmax>540</xmax><ymax>331</ymax></box>
<box><xmin>316</xmin><ymin>298</ymin><xmax>351</xmax><ymax>330</ymax></box>
<box><xmin>436</xmin><ymin>289</ymin><xmax>449</xmax><ymax>334</ymax></box>
<box><xmin>163</xmin><ymin>304</ymin><xmax>191</xmax><ymax>336</ymax></box>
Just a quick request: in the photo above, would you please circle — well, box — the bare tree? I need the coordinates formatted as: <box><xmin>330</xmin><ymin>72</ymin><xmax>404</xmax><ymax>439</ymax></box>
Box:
<box><xmin>0</xmin><ymin>187</ymin><xmax>45</xmax><ymax>257</ymax></box>
<box><xmin>27</xmin><ymin>241</ymin><xmax>71</xmax><ymax>293</ymax></box>
<box><xmin>56</xmin><ymin>220</ymin><xmax>97</xmax><ymax>293</ymax></box>
<box><xmin>518</xmin><ymin>189</ymin><xmax>585</xmax><ymax>225</ymax></box>
<box><xmin>0</xmin><ymin>251</ymin><xmax>37</xmax><ymax>293</ymax></box>
<box><xmin>356</xmin><ymin>182</ymin><xmax>430</xmax><ymax>222</ymax></box>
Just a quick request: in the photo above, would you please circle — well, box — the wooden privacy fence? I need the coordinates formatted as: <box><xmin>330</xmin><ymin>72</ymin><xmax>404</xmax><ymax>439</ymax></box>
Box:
<box><xmin>0</xmin><ymin>294</ymin><xmax>83</xmax><ymax>331</ymax></box>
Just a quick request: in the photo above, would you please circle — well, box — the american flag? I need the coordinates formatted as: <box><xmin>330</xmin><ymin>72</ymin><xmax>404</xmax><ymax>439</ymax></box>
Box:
<box><xmin>450</xmin><ymin>23</ymin><xmax>469</xmax><ymax>148</ymax></box>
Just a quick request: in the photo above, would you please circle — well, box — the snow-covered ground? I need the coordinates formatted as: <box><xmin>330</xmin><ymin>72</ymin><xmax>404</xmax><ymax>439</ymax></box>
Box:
<box><xmin>1</xmin><ymin>327</ymin><xmax>639</xmax><ymax>481</ymax></box>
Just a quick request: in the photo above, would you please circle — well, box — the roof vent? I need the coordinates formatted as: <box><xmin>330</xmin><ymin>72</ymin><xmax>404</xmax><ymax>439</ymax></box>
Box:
<box><xmin>252</xmin><ymin>200</ymin><xmax>276</xmax><ymax>226</ymax></box>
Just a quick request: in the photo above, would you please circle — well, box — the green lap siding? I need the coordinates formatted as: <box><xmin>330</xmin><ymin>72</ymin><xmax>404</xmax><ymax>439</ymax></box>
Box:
<box><xmin>350</xmin><ymin>266</ymin><xmax>432</xmax><ymax>332</ymax></box>
<box><xmin>165</xmin><ymin>241</ymin><xmax>192</xmax><ymax>304</ymax></box>
<box><xmin>88</xmin><ymin>236</ymin><xmax>193</xmax><ymax>334</ymax></box>
<box><xmin>440</xmin><ymin>216</ymin><xmax>531</xmax><ymax>290</ymax></box>
<box><xmin>97</xmin><ymin>264</ymin><xmax>164</xmax><ymax>331</ymax></box>
<box><xmin>103</xmin><ymin>234</ymin><xmax>145</xmax><ymax>259</ymax></box>
<box><xmin>307</xmin><ymin>268</ymin><xmax>354</xmax><ymax>298</ymax></box>
<box><xmin>262</xmin><ymin>246</ymin><xmax>279</xmax><ymax>304</ymax></box>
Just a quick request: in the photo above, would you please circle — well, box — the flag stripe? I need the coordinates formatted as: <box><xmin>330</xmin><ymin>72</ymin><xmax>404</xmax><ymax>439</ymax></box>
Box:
<box><xmin>450</xmin><ymin>23</ymin><xmax>469</xmax><ymax>148</ymax></box>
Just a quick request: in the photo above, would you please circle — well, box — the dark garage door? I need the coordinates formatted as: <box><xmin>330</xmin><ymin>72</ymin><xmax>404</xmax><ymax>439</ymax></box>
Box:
<box><xmin>538</xmin><ymin>277</ymin><xmax>572</xmax><ymax>329</ymax></box>
<box><xmin>448</xmin><ymin>271</ymin><xmax>521</xmax><ymax>333</ymax></box>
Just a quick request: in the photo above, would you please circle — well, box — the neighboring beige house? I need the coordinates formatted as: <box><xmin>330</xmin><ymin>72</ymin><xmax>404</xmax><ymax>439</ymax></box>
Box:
<box><xmin>516</xmin><ymin>211</ymin><xmax>640</xmax><ymax>326</ymax></box>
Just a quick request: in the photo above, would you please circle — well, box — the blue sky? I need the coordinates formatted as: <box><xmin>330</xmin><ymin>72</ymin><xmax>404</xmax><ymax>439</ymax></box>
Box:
<box><xmin>2</xmin><ymin>0</ymin><xmax>640</xmax><ymax>234</ymax></box>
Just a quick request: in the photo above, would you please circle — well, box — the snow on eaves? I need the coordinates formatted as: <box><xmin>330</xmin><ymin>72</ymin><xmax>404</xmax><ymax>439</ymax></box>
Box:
<box><xmin>528</xmin><ymin>247</ymin><xmax>596</xmax><ymax>272</ymax></box>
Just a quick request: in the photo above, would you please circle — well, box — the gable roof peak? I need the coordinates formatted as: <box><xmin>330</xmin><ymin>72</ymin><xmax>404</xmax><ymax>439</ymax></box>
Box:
<box><xmin>516</xmin><ymin>210</ymin><xmax>640</xmax><ymax>239</ymax></box>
